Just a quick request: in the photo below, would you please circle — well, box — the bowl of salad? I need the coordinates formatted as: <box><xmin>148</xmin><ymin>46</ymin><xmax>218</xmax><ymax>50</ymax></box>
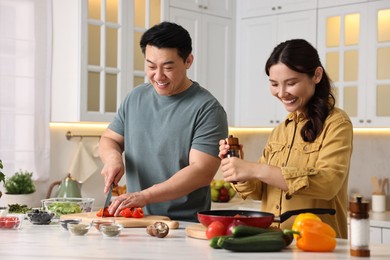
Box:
<box><xmin>41</xmin><ymin>198</ymin><xmax>94</xmax><ymax>218</ymax></box>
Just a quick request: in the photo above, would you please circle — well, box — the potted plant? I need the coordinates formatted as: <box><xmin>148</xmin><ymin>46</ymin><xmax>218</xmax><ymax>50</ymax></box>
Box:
<box><xmin>4</xmin><ymin>170</ymin><xmax>36</xmax><ymax>195</ymax></box>
<box><xmin>1</xmin><ymin>169</ymin><xmax>37</xmax><ymax>207</ymax></box>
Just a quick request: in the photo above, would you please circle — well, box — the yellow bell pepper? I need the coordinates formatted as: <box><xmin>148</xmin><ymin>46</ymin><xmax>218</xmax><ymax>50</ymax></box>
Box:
<box><xmin>292</xmin><ymin>213</ymin><xmax>321</xmax><ymax>239</ymax></box>
<box><xmin>294</xmin><ymin>218</ymin><xmax>336</xmax><ymax>252</ymax></box>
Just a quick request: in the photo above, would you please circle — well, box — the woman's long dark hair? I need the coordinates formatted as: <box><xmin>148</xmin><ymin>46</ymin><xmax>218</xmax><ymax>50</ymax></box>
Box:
<box><xmin>265</xmin><ymin>39</ymin><xmax>335</xmax><ymax>142</ymax></box>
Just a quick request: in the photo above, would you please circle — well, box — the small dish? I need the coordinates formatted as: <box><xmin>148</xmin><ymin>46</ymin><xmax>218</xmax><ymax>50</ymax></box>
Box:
<box><xmin>92</xmin><ymin>219</ymin><xmax>115</xmax><ymax>231</ymax></box>
<box><xmin>0</xmin><ymin>214</ymin><xmax>24</xmax><ymax>229</ymax></box>
<box><xmin>68</xmin><ymin>222</ymin><xmax>91</xmax><ymax>236</ymax></box>
<box><xmin>100</xmin><ymin>223</ymin><xmax>123</xmax><ymax>237</ymax></box>
<box><xmin>27</xmin><ymin>209</ymin><xmax>55</xmax><ymax>225</ymax></box>
<box><xmin>60</xmin><ymin>219</ymin><xmax>81</xmax><ymax>230</ymax></box>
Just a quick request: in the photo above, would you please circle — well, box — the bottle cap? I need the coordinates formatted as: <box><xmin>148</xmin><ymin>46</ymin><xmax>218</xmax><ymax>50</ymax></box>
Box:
<box><xmin>349</xmin><ymin>196</ymin><xmax>369</xmax><ymax>218</ymax></box>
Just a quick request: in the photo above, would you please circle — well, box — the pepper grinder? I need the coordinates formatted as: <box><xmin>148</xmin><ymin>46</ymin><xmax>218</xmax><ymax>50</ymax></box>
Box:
<box><xmin>349</xmin><ymin>196</ymin><xmax>370</xmax><ymax>257</ymax></box>
<box><xmin>226</xmin><ymin>135</ymin><xmax>241</xmax><ymax>158</ymax></box>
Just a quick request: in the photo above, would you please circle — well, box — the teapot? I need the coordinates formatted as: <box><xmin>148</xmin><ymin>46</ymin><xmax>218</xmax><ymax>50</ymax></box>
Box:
<box><xmin>46</xmin><ymin>174</ymin><xmax>82</xmax><ymax>198</ymax></box>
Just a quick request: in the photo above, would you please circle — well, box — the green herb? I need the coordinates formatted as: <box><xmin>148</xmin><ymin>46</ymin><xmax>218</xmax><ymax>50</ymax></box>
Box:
<box><xmin>8</xmin><ymin>203</ymin><xmax>32</xmax><ymax>214</ymax></box>
<box><xmin>47</xmin><ymin>202</ymin><xmax>82</xmax><ymax>216</ymax></box>
<box><xmin>4</xmin><ymin>170</ymin><xmax>36</xmax><ymax>194</ymax></box>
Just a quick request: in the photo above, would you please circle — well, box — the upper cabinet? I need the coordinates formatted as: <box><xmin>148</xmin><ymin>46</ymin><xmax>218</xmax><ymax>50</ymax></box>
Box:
<box><xmin>317</xmin><ymin>0</ymin><xmax>390</xmax><ymax>127</ymax></box>
<box><xmin>238</xmin><ymin>0</ymin><xmax>316</xmax><ymax>18</ymax></box>
<box><xmin>51</xmin><ymin>0</ymin><xmax>165</xmax><ymax>122</ymax></box>
<box><xmin>169</xmin><ymin>0</ymin><xmax>234</xmax><ymax>123</ymax></box>
<box><xmin>233</xmin><ymin>0</ymin><xmax>317</xmax><ymax>127</ymax></box>
<box><xmin>170</xmin><ymin>0</ymin><xmax>233</xmax><ymax>18</ymax></box>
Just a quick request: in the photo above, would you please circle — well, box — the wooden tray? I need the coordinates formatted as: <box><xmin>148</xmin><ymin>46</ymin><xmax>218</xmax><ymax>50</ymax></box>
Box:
<box><xmin>185</xmin><ymin>223</ymin><xmax>207</xmax><ymax>240</ymax></box>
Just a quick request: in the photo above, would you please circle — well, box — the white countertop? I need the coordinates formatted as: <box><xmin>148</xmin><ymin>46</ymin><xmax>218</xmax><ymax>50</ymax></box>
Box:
<box><xmin>1</xmin><ymin>219</ymin><xmax>390</xmax><ymax>260</ymax></box>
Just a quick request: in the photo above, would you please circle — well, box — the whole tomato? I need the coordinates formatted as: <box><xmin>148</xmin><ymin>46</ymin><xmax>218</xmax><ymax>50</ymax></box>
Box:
<box><xmin>206</xmin><ymin>221</ymin><xmax>226</xmax><ymax>239</ymax></box>
<box><xmin>226</xmin><ymin>219</ymin><xmax>247</xmax><ymax>235</ymax></box>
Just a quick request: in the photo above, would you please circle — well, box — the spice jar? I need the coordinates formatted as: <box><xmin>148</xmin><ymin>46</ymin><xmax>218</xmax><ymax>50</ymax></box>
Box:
<box><xmin>226</xmin><ymin>135</ymin><xmax>241</xmax><ymax>158</ymax></box>
<box><xmin>349</xmin><ymin>196</ymin><xmax>370</xmax><ymax>257</ymax></box>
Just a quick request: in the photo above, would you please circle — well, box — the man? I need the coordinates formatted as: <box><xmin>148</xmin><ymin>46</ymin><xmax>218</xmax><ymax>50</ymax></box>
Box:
<box><xmin>99</xmin><ymin>22</ymin><xmax>228</xmax><ymax>222</ymax></box>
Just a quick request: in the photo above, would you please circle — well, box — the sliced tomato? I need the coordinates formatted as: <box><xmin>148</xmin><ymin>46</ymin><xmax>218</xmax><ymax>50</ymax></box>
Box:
<box><xmin>96</xmin><ymin>207</ymin><xmax>114</xmax><ymax>217</ymax></box>
<box><xmin>131</xmin><ymin>207</ymin><xmax>144</xmax><ymax>218</ymax></box>
<box><xmin>119</xmin><ymin>208</ymin><xmax>132</xmax><ymax>218</ymax></box>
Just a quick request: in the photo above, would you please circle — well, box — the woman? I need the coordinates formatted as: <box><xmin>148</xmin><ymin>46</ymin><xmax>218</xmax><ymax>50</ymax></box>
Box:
<box><xmin>219</xmin><ymin>39</ymin><xmax>353</xmax><ymax>238</ymax></box>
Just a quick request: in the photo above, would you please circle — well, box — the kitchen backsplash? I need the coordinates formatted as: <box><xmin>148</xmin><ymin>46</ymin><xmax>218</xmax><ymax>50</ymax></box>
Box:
<box><xmin>31</xmin><ymin>124</ymin><xmax>390</xmax><ymax>211</ymax></box>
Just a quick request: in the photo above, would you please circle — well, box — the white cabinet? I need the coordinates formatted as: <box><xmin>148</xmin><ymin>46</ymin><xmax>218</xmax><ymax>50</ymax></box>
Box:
<box><xmin>238</xmin><ymin>0</ymin><xmax>316</xmax><ymax>18</ymax></box>
<box><xmin>383</xmin><ymin>227</ymin><xmax>390</xmax><ymax>244</ymax></box>
<box><xmin>317</xmin><ymin>0</ymin><xmax>390</xmax><ymax>127</ymax></box>
<box><xmin>169</xmin><ymin>0</ymin><xmax>233</xmax><ymax>18</ymax></box>
<box><xmin>169</xmin><ymin>6</ymin><xmax>234</xmax><ymax>122</ymax></box>
<box><xmin>52</xmin><ymin>0</ymin><xmax>127</xmax><ymax>122</ymax></box>
<box><xmin>234</xmin><ymin>9</ymin><xmax>317</xmax><ymax>127</ymax></box>
<box><xmin>370</xmin><ymin>226</ymin><xmax>382</xmax><ymax>244</ymax></box>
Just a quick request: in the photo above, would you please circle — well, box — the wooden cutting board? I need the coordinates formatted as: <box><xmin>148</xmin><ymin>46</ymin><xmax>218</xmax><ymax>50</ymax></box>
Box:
<box><xmin>185</xmin><ymin>223</ymin><xmax>207</xmax><ymax>240</ymax></box>
<box><xmin>60</xmin><ymin>211</ymin><xmax>179</xmax><ymax>229</ymax></box>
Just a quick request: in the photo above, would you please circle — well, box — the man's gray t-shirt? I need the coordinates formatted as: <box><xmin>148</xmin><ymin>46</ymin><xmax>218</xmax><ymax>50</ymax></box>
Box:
<box><xmin>108</xmin><ymin>81</ymin><xmax>228</xmax><ymax>221</ymax></box>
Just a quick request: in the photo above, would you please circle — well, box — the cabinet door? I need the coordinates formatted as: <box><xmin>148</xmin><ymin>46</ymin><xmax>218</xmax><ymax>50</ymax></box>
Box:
<box><xmin>169</xmin><ymin>0</ymin><xmax>233</xmax><ymax>18</ymax></box>
<box><xmin>236</xmin><ymin>16</ymin><xmax>279</xmax><ymax>127</ymax></box>
<box><xmin>365</xmin><ymin>1</ymin><xmax>390</xmax><ymax>126</ymax></box>
<box><xmin>382</xmin><ymin>227</ymin><xmax>390</xmax><ymax>244</ymax></box>
<box><xmin>370</xmin><ymin>226</ymin><xmax>382</xmax><ymax>244</ymax></box>
<box><xmin>169</xmin><ymin>7</ymin><xmax>233</xmax><ymax>120</ymax></box>
<box><xmin>235</xmin><ymin>10</ymin><xmax>317</xmax><ymax>127</ymax></box>
<box><xmin>318</xmin><ymin>1</ymin><xmax>390</xmax><ymax>127</ymax></box>
<box><xmin>199</xmin><ymin>15</ymin><xmax>233</xmax><ymax>118</ymax></box>
<box><xmin>318</xmin><ymin>3</ymin><xmax>368</xmax><ymax>127</ymax></box>
<box><xmin>169</xmin><ymin>8</ymin><xmax>201</xmax><ymax>85</ymax></box>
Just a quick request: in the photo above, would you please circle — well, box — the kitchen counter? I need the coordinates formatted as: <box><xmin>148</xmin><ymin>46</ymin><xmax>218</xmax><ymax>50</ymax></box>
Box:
<box><xmin>1</xmin><ymin>220</ymin><xmax>390</xmax><ymax>260</ymax></box>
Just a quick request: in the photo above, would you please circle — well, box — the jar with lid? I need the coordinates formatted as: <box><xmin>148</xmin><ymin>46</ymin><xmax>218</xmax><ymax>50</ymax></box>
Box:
<box><xmin>349</xmin><ymin>196</ymin><xmax>370</xmax><ymax>257</ymax></box>
<box><xmin>226</xmin><ymin>135</ymin><xmax>241</xmax><ymax>158</ymax></box>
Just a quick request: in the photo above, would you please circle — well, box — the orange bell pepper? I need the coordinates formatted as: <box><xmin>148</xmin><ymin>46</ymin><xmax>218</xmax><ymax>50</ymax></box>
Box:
<box><xmin>294</xmin><ymin>218</ymin><xmax>336</xmax><ymax>252</ymax></box>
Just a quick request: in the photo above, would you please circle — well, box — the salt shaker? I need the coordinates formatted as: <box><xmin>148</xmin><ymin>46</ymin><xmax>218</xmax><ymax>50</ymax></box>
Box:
<box><xmin>349</xmin><ymin>196</ymin><xmax>370</xmax><ymax>257</ymax></box>
<box><xmin>226</xmin><ymin>135</ymin><xmax>240</xmax><ymax>158</ymax></box>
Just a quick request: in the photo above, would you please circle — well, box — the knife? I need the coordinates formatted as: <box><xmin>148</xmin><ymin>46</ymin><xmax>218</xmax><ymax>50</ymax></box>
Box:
<box><xmin>103</xmin><ymin>184</ymin><xmax>114</xmax><ymax>216</ymax></box>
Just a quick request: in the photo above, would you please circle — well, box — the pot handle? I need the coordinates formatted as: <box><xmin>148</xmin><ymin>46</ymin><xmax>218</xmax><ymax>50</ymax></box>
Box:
<box><xmin>277</xmin><ymin>208</ymin><xmax>336</xmax><ymax>223</ymax></box>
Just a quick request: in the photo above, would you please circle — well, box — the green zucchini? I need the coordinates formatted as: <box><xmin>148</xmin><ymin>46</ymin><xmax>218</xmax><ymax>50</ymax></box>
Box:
<box><xmin>232</xmin><ymin>225</ymin><xmax>281</xmax><ymax>237</ymax></box>
<box><xmin>209</xmin><ymin>236</ymin><xmax>229</xmax><ymax>249</ymax></box>
<box><xmin>220</xmin><ymin>231</ymin><xmax>286</xmax><ymax>252</ymax></box>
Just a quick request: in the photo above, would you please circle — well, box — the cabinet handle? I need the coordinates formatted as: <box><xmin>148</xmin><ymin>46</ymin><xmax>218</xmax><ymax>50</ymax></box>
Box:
<box><xmin>366</xmin><ymin>119</ymin><xmax>372</xmax><ymax>123</ymax></box>
<box><xmin>359</xmin><ymin>119</ymin><xmax>364</xmax><ymax>123</ymax></box>
<box><xmin>203</xmin><ymin>6</ymin><xmax>208</xmax><ymax>9</ymax></box>
<box><xmin>272</xmin><ymin>7</ymin><xmax>276</xmax><ymax>11</ymax></box>
<box><xmin>277</xmin><ymin>6</ymin><xmax>282</xmax><ymax>10</ymax></box>
<box><xmin>198</xmin><ymin>5</ymin><xmax>203</xmax><ymax>8</ymax></box>
<box><xmin>276</xmin><ymin>120</ymin><xmax>280</xmax><ymax>124</ymax></box>
<box><xmin>270</xmin><ymin>120</ymin><xmax>274</xmax><ymax>124</ymax></box>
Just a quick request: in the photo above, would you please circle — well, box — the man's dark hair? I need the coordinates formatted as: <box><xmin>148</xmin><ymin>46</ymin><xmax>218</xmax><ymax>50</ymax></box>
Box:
<box><xmin>140</xmin><ymin>21</ymin><xmax>192</xmax><ymax>62</ymax></box>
